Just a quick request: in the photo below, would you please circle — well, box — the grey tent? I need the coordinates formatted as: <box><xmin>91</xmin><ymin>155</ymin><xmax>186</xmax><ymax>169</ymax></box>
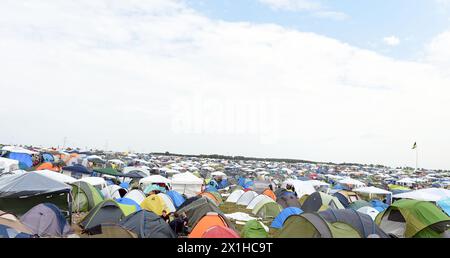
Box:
<box><xmin>0</xmin><ymin>172</ymin><xmax>72</xmax><ymax>217</ymax></box>
<box><xmin>79</xmin><ymin>199</ymin><xmax>125</xmax><ymax>230</ymax></box>
<box><xmin>318</xmin><ymin>209</ymin><xmax>389</xmax><ymax>238</ymax></box>
<box><xmin>120</xmin><ymin>210</ymin><xmax>177</xmax><ymax>238</ymax></box>
<box><xmin>20</xmin><ymin>203</ymin><xmax>72</xmax><ymax>237</ymax></box>
<box><xmin>277</xmin><ymin>192</ymin><xmax>302</xmax><ymax>209</ymax></box>
<box><xmin>177</xmin><ymin>196</ymin><xmax>234</xmax><ymax>230</ymax></box>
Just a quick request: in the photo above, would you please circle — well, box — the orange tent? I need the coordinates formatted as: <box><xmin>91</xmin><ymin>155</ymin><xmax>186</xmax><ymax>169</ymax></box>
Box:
<box><xmin>189</xmin><ymin>213</ymin><xmax>229</xmax><ymax>238</ymax></box>
<box><xmin>262</xmin><ymin>189</ymin><xmax>276</xmax><ymax>201</ymax></box>
<box><xmin>36</xmin><ymin>162</ymin><xmax>61</xmax><ymax>172</ymax></box>
<box><xmin>199</xmin><ymin>192</ymin><xmax>220</xmax><ymax>206</ymax></box>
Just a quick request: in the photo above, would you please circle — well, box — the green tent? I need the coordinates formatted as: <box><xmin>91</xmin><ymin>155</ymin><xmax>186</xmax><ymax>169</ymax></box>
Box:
<box><xmin>254</xmin><ymin>202</ymin><xmax>282</xmax><ymax>220</ymax></box>
<box><xmin>209</xmin><ymin>192</ymin><xmax>223</xmax><ymax>205</ymax></box>
<box><xmin>93</xmin><ymin>167</ymin><xmax>124</xmax><ymax>177</ymax></box>
<box><xmin>276</xmin><ymin>213</ymin><xmax>361</xmax><ymax>238</ymax></box>
<box><xmin>375</xmin><ymin>199</ymin><xmax>450</xmax><ymax>238</ymax></box>
<box><xmin>71</xmin><ymin>181</ymin><xmax>104</xmax><ymax>212</ymax></box>
<box><xmin>241</xmin><ymin>220</ymin><xmax>268</xmax><ymax>238</ymax></box>
<box><xmin>79</xmin><ymin>199</ymin><xmax>126</xmax><ymax>230</ymax></box>
<box><xmin>301</xmin><ymin>192</ymin><xmax>345</xmax><ymax>212</ymax></box>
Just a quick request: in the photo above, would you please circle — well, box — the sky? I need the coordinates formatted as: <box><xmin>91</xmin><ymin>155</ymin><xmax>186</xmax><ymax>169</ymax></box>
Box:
<box><xmin>1</xmin><ymin>0</ymin><xmax>450</xmax><ymax>169</ymax></box>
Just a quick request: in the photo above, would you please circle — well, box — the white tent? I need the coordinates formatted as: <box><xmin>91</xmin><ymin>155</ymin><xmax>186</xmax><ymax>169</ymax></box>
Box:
<box><xmin>171</xmin><ymin>172</ymin><xmax>203</xmax><ymax>198</ymax></box>
<box><xmin>338</xmin><ymin>178</ymin><xmax>366</xmax><ymax>188</ymax></box>
<box><xmin>102</xmin><ymin>184</ymin><xmax>126</xmax><ymax>199</ymax></box>
<box><xmin>76</xmin><ymin>177</ymin><xmax>107</xmax><ymax>190</ymax></box>
<box><xmin>108</xmin><ymin>159</ymin><xmax>125</xmax><ymax>165</ymax></box>
<box><xmin>357</xmin><ymin>206</ymin><xmax>380</xmax><ymax>221</ymax></box>
<box><xmin>38</xmin><ymin>170</ymin><xmax>76</xmax><ymax>184</ymax></box>
<box><xmin>282</xmin><ymin>179</ymin><xmax>316</xmax><ymax>197</ymax></box>
<box><xmin>1</xmin><ymin>146</ymin><xmax>37</xmax><ymax>154</ymax></box>
<box><xmin>124</xmin><ymin>189</ymin><xmax>146</xmax><ymax>205</ymax></box>
<box><xmin>353</xmin><ymin>186</ymin><xmax>392</xmax><ymax>196</ymax></box>
<box><xmin>157</xmin><ymin>193</ymin><xmax>176</xmax><ymax>213</ymax></box>
<box><xmin>211</xmin><ymin>171</ymin><xmax>227</xmax><ymax>178</ymax></box>
<box><xmin>236</xmin><ymin>191</ymin><xmax>258</xmax><ymax>206</ymax></box>
<box><xmin>307</xmin><ymin>180</ymin><xmax>330</xmax><ymax>187</ymax></box>
<box><xmin>0</xmin><ymin>157</ymin><xmax>19</xmax><ymax>173</ymax></box>
<box><xmin>139</xmin><ymin>175</ymin><xmax>171</xmax><ymax>190</ymax></box>
<box><xmin>393</xmin><ymin>188</ymin><xmax>450</xmax><ymax>202</ymax></box>
<box><xmin>246</xmin><ymin>194</ymin><xmax>273</xmax><ymax>210</ymax></box>
<box><xmin>226</xmin><ymin>190</ymin><xmax>245</xmax><ymax>203</ymax></box>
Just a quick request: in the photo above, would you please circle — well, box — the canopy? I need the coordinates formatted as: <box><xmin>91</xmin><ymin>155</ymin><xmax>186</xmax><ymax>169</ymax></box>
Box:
<box><xmin>282</xmin><ymin>179</ymin><xmax>316</xmax><ymax>197</ymax></box>
<box><xmin>171</xmin><ymin>172</ymin><xmax>203</xmax><ymax>185</ymax></box>
<box><xmin>37</xmin><ymin>170</ymin><xmax>77</xmax><ymax>184</ymax></box>
<box><xmin>0</xmin><ymin>172</ymin><xmax>71</xmax><ymax>198</ymax></box>
<box><xmin>393</xmin><ymin>188</ymin><xmax>450</xmax><ymax>202</ymax></box>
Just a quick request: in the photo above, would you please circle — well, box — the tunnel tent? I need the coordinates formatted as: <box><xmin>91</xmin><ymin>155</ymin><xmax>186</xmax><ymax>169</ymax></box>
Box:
<box><xmin>226</xmin><ymin>190</ymin><xmax>245</xmax><ymax>203</ymax></box>
<box><xmin>247</xmin><ymin>194</ymin><xmax>273</xmax><ymax>210</ymax></box>
<box><xmin>236</xmin><ymin>191</ymin><xmax>258</xmax><ymax>206</ymax></box>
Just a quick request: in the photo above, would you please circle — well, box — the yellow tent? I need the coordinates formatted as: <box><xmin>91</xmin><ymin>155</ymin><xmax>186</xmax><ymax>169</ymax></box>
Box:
<box><xmin>140</xmin><ymin>194</ymin><xmax>167</xmax><ymax>216</ymax></box>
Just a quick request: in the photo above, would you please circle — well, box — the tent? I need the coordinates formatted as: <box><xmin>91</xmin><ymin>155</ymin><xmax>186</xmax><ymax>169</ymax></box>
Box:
<box><xmin>375</xmin><ymin>199</ymin><xmax>450</xmax><ymax>238</ymax></box>
<box><xmin>171</xmin><ymin>172</ymin><xmax>203</xmax><ymax>198</ymax></box>
<box><xmin>62</xmin><ymin>164</ymin><xmax>92</xmax><ymax>178</ymax></box>
<box><xmin>357</xmin><ymin>206</ymin><xmax>380</xmax><ymax>221</ymax></box>
<box><xmin>277</xmin><ymin>192</ymin><xmax>302</xmax><ymax>209</ymax></box>
<box><xmin>79</xmin><ymin>199</ymin><xmax>126</xmax><ymax>230</ymax></box>
<box><xmin>437</xmin><ymin>198</ymin><xmax>450</xmax><ymax>217</ymax></box>
<box><xmin>35</xmin><ymin>162</ymin><xmax>60</xmax><ymax>172</ymax></box>
<box><xmin>5</xmin><ymin>149</ymin><xmax>35</xmax><ymax>169</ymax></box>
<box><xmin>0</xmin><ymin>157</ymin><xmax>19</xmax><ymax>173</ymax></box>
<box><xmin>348</xmin><ymin>200</ymin><xmax>372</xmax><ymax>211</ymax></box>
<box><xmin>247</xmin><ymin>194</ymin><xmax>273</xmax><ymax>210</ymax></box>
<box><xmin>0</xmin><ymin>211</ymin><xmax>33</xmax><ymax>237</ymax></box>
<box><xmin>201</xmin><ymin>225</ymin><xmax>240</xmax><ymax>238</ymax></box>
<box><xmin>71</xmin><ymin>181</ymin><xmax>104</xmax><ymax>213</ymax></box>
<box><xmin>166</xmin><ymin>190</ymin><xmax>185</xmax><ymax>208</ymax></box>
<box><xmin>139</xmin><ymin>175</ymin><xmax>171</xmax><ymax>190</ymax></box>
<box><xmin>157</xmin><ymin>193</ymin><xmax>176</xmax><ymax>213</ymax></box>
<box><xmin>37</xmin><ymin>169</ymin><xmax>76</xmax><ymax>184</ymax></box>
<box><xmin>116</xmin><ymin>198</ymin><xmax>142</xmax><ymax>213</ymax></box>
<box><xmin>319</xmin><ymin>209</ymin><xmax>389</xmax><ymax>238</ymax></box>
<box><xmin>189</xmin><ymin>212</ymin><xmax>230</xmax><ymax>238</ymax></box>
<box><xmin>102</xmin><ymin>185</ymin><xmax>127</xmax><ymax>200</ymax></box>
<box><xmin>177</xmin><ymin>197</ymin><xmax>232</xmax><ymax>229</ymax></box>
<box><xmin>120</xmin><ymin>210</ymin><xmax>177</xmax><ymax>238</ymax></box>
<box><xmin>140</xmin><ymin>194</ymin><xmax>168</xmax><ymax>216</ymax></box>
<box><xmin>338</xmin><ymin>178</ymin><xmax>366</xmax><ymax>188</ymax></box>
<box><xmin>0</xmin><ymin>172</ymin><xmax>72</xmax><ymax>216</ymax></box>
<box><xmin>0</xmin><ymin>224</ymin><xmax>33</xmax><ymax>238</ymax></box>
<box><xmin>226</xmin><ymin>190</ymin><xmax>245</xmax><ymax>203</ymax></box>
<box><xmin>241</xmin><ymin>219</ymin><xmax>268</xmax><ymax>238</ymax></box>
<box><xmin>82</xmin><ymin>223</ymin><xmax>137</xmax><ymax>238</ymax></box>
<box><xmin>20</xmin><ymin>203</ymin><xmax>72</xmax><ymax>237</ymax></box>
<box><xmin>277</xmin><ymin>213</ymin><xmax>361</xmax><ymax>238</ymax></box>
<box><xmin>333</xmin><ymin>190</ymin><xmax>360</xmax><ymax>208</ymax></box>
<box><xmin>282</xmin><ymin>179</ymin><xmax>316</xmax><ymax>197</ymax></box>
<box><xmin>271</xmin><ymin>207</ymin><xmax>303</xmax><ymax>229</ymax></box>
<box><xmin>236</xmin><ymin>191</ymin><xmax>258</xmax><ymax>206</ymax></box>
<box><xmin>353</xmin><ymin>186</ymin><xmax>392</xmax><ymax>199</ymax></box>
<box><xmin>301</xmin><ymin>192</ymin><xmax>345</xmax><ymax>212</ymax></box>
<box><xmin>124</xmin><ymin>190</ymin><xmax>146</xmax><ymax>206</ymax></box>
<box><xmin>253</xmin><ymin>201</ymin><xmax>282</xmax><ymax>220</ymax></box>
<box><xmin>93</xmin><ymin>167</ymin><xmax>124</xmax><ymax>177</ymax></box>
<box><xmin>176</xmin><ymin>196</ymin><xmax>202</xmax><ymax>211</ymax></box>
<box><xmin>262</xmin><ymin>189</ymin><xmax>276</xmax><ymax>201</ymax></box>
<box><xmin>392</xmin><ymin>188</ymin><xmax>450</xmax><ymax>202</ymax></box>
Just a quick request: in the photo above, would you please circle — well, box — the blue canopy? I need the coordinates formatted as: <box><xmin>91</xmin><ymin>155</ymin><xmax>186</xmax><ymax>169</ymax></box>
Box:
<box><xmin>116</xmin><ymin>198</ymin><xmax>142</xmax><ymax>211</ymax></box>
<box><xmin>62</xmin><ymin>164</ymin><xmax>92</xmax><ymax>174</ymax></box>
<box><xmin>167</xmin><ymin>190</ymin><xmax>185</xmax><ymax>208</ymax></box>
<box><xmin>7</xmin><ymin>152</ymin><xmax>33</xmax><ymax>168</ymax></box>
<box><xmin>270</xmin><ymin>207</ymin><xmax>303</xmax><ymax>229</ymax></box>
<box><xmin>437</xmin><ymin>198</ymin><xmax>450</xmax><ymax>217</ymax></box>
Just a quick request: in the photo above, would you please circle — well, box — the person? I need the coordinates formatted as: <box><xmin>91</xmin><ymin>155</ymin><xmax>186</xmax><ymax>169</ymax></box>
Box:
<box><xmin>161</xmin><ymin>210</ymin><xmax>170</xmax><ymax>223</ymax></box>
<box><xmin>169</xmin><ymin>212</ymin><xmax>185</xmax><ymax>236</ymax></box>
<box><xmin>180</xmin><ymin>212</ymin><xmax>189</xmax><ymax>235</ymax></box>
<box><xmin>268</xmin><ymin>184</ymin><xmax>273</xmax><ymax>191</ymax></box>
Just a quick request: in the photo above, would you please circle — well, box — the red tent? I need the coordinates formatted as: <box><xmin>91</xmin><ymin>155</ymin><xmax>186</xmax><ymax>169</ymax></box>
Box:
<box><xmin>201</xmin><ymin>225</ymin><xmax>240</xmax><ymax>238</ymax></box>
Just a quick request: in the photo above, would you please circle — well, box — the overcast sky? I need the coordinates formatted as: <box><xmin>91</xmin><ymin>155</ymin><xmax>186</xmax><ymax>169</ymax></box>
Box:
<box><xmin>1</xmin><ymin>0</ymin><xmax>450</xmax><ymax>169</ymax></box>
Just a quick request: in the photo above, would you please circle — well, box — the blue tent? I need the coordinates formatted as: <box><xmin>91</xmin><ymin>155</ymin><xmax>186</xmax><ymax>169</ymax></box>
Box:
<box><xmin>120</xmin><ymin>182</ymin><xmax>130</xmax><ymax>189</ymax></box>
<box><xmin>0</xmin><ymin>224</ymin><xmax>32</xmax><ymax>238</ymax></box>
<box><xmin>270</xmin><ymin>207</ymin><xmax>303</xmax><ymax>229</ymax></box>
<box><xmin>205</xmin><ymin>185</ymin><xmax>218</xmax><ymax>192</ymax></box>
<box><xmin>42</xmin><ymin>153</ymin><xmax>55</xmax><ymax>163</ymax></box>
<box><xmin>209</xmin><ymin>179</ymin><xmax>219</xmax><ymax>189</ymax></box>
<box><xmin>62</xmin><ymin>164</ymin><xmax>92</xmax><ymax>174</ymax></box>
<box><xmin>167</xmin><ymin>190</ymin><xmax>185</xmax><ymax>208</ymax></box>
<box><xmin>437</xmin><ymin>198</ymin><xmax>450</xmax><ymax>216</ymax></box>
<box><xmin>333</xmin><ymin>184</ymin><xmax>345</xmax><ymax>190</ymax></box>
<box><xmin>7</xmin><ymin>152</ymin><xmax>33</xmax><ymax>169</ymax></box>
<box><xmin>218</xmin><ymin>178</ymin><xmax>228</xmax><ymax>189</ymax></box>
<box><xmin>370</xmin><ymin>199</ymin><xmax>388</xmax><ymax>212</ymax></box>
<box><xmin>116</xmin><ymin>198</ymin><xmax>142</xmax><ymax>211</ymax></box>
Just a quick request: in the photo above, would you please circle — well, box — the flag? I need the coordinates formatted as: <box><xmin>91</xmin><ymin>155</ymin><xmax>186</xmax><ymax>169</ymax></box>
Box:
<box><xmin>412</xmin><ymin>142</ymin><xmax>417</xmax><ymax>149</ymax></box>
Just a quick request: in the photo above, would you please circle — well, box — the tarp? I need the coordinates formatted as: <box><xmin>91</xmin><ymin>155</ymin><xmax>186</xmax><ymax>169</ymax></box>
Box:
<box><xmin>393</xmin><ymin>188</ymin><xmax>450</xmax><ymax>202</ymax></box>
<box><xmin>0</xmin><ymin>172</ymin><xmax>71</xmax><ymax>198</ymax></box>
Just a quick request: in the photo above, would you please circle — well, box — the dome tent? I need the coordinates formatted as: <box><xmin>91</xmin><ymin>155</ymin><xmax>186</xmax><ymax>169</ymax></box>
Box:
<box><xmin>241</xmin><ymin>219</ymin><xmax>268</xmax><ymax>238</ymax></box>
<box><xmin>70</xmin><ymin>181</ymin><xmax>104</xmax><ymax>213</ymax></box>
<box><xmin>271</xmin><ymin>207</ymin><xmax>303</xmax><ymax>229</ymax></box>
<box><xmin>20</xmin><ymin>203</ymin><xmax>73</xmax><ymax>237</ymax></box>
<box><xmin>120</xmin><ymin>210</ymin><xmax>177</xmax><ymax>238</ymax></box>
<box><xmin>301</xmin><ymin>192</ymin><xmax>345</xmax><ymax>213</ymax></box>
<box><xmin>79</xmin><ymin>199</ymin><xmax>126</xmax><ymax>230</ymax></box>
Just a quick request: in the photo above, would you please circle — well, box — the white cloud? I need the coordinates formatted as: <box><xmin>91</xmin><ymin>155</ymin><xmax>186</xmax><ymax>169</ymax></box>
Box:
<box><xmin>383</xmin><ymin>36</ymin><xmax>401</xmax><ymax>46</ymax></box>
<box><xmin>258</xmin><ymin>0</ymin><xmax>322</xmax><ymax>11</ymax></box>
<box><xmin>425</xmin><ymin>31</ymin><xmax>450</xmax><ymax>70</ymax></box>
<box><xmin>1</xmin><ymin>1</ymin><xmax>450</xmax><ymax>169</ymax></box>
<box><xmin>313</xmin><ymin>11</ymin><xmax>349</xmax><ymax>21</ymax></box>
